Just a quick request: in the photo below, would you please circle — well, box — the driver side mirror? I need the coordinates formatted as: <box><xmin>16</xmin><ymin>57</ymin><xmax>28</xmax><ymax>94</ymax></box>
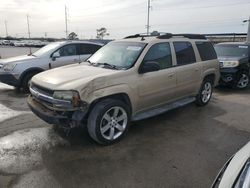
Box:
<box><xmin>51</xmin><ymin>51</ymin><xmax>60</xmax><ymax>61</ymax></box>
<box><xmin>139</xmin><ymin>61</ymin><xmax>160</xmax><ymax>74</ymax></box>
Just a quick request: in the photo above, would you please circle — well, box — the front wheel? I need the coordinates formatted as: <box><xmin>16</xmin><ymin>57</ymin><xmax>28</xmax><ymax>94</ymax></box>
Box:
<box><xmin>196</xmin><ymin>79</ymin><xmax>213</xmax><ymax>106</ymax></box>
<box><xmin>235</xmin><ymin>72</ymin><xmax>249</xmax><ymax>89</ymax></box>
<box><xmin>87</xmin><ymin>99</ymin><xmax>130</xmax><ymax>145</ymax></box>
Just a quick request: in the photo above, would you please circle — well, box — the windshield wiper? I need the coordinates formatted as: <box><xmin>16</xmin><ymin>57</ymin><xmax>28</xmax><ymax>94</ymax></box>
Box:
<box><xmin>95</xmin><ymin>62</ymin><xmax>119</xmax><ymax>70</ymax></box>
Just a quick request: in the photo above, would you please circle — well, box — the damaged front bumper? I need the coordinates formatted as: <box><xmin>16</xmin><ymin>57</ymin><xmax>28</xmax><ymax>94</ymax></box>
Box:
<box><xmin>220</xmin><ymin>68</ymin><xmax>238</xmax><ymax>85</ymax></box>
<box><xmin>27</xmin><ymin>95</ymin><xmax>87</xmax><ymax>128</ymax></box>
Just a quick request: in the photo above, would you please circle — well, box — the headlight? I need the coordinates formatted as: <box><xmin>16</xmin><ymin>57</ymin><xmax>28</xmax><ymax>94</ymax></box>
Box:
<box><xmin>53</xmin><ymin>90</ymin><xmax>81</xmax><ymax>107</ymax></box>
<box><xmin>234</xmin><ymin>158</ymin><xmax>250</xmax><ymax>188</ymax></box>
<box><xmin>221</xmin><ymin>61</ymin><xmax>239</xmax><ymax>68</ymax></box>
<box><xmin>3</xmin><ymin>63</ymin><xmax>16</xmax><ymax>71</ymax></box>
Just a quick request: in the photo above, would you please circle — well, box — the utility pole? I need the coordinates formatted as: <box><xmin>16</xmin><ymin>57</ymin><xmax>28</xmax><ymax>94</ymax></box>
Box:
<box><xmin>4</xmin><ymin>20</ymin><xmax>8</xmax><ymax>37</ymax></box>
<box><xmin>26</xmin><ymin>15</ymin><xmax>31</xmax><ymax>54</ymax></box>
<box><xmin>243</xmin><ymin>16</ymin><xmax>250</xmax><ymax>43</ymax></box>
<box><xmin>26</xmin><ymin>15</ymin><xmax>31</xmax><ymax>39</ymax></box>
<box><xmin>65</xmin><ymin>5</ymin><xmax>68</xmax><ymax>39</ymax></box>
<box><xmin>146</xmin><ymin>0</ymin><xmax>151</xmax><ymax>35</ymax></box>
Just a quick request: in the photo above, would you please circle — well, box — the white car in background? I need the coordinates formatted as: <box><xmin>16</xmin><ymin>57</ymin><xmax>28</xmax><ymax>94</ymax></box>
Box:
<box><xmin>212</xmin><ymin>141</ymin><xmax>250</xmax><ymax>188</ymax></box>
<box><xmin>0</xmin><ymin>41</ymin><xmax>103</xmax><ymax>91</ymax></box>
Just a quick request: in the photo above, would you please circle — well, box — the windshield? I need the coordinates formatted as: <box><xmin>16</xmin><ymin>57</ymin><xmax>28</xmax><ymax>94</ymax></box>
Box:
<box><xmin>215</xmin><ymin>45</ymin><xmax>249</xmax><ymax>57</ymax></box>
<box><xmin>88</xmin><ymin>41</ymin><xmax>146</xmax><ymax>69</ymax></box>
<box><xmin>32</xmin><ymin>42</ymin><xmax>64</xmax><ymax>57</ymax></box>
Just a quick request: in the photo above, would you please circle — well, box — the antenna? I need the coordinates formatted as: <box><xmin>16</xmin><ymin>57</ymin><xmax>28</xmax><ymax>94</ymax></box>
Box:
<box><xmin>65</xmin><ymin>5</ymin><xmax>68</xmax><ymax>39</ymax></box>
<box><xmin>4</xmin><ymin>20</ymin><xmax>8</xmax><ymax>37</ymax></box>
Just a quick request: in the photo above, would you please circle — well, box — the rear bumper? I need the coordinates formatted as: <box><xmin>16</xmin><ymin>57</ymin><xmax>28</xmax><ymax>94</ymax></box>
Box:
<box><xmin>27</xmin><ymin>95</ymin><xmax>87</xmax><ymax>127</ymax></box>
<box><xmin>0</xmin><ymin>73</ymin><xmax>20</xmax><ymax>87</ymax></box>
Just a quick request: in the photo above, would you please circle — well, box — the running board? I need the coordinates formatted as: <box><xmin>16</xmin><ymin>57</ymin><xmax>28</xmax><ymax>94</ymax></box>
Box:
<box><xmin>132</xmin><ymin>97</ymin><xmax>196</xmax><ymax>121</ymax></box>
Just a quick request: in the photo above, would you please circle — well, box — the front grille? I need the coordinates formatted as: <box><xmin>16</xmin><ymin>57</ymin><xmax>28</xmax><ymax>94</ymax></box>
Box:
<box><xmin>30</xmin><ymin>84</ymin><xmax>54</xmax><ymax>108</ymax></box>
<box><xmin>31</xmin><ymin>84</ymin><xmax>54</xmax><ymax>97</ymax></box>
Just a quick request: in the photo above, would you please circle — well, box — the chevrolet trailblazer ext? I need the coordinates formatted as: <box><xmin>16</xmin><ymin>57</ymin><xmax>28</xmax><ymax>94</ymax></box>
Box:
<box><xmin>28</xmin><ymin>34</ymin><xmax>220</xmax><ymax>145</ymax></box>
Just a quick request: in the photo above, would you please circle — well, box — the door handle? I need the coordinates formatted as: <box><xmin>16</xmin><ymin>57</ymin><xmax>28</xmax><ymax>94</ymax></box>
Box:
<box><xmin>168</xmin><ymin>73</ymin><xmax>175</xmax><ymax>78</ymax></box>
<box><xmin>195</xmin><ymin>68</ymin><xmax>199</xmax><ymax>71</ymax></box>
<box><xmin>73</xmin><ymin>59</ymin><xmax>79</xmax><ymax>62</ymax></box>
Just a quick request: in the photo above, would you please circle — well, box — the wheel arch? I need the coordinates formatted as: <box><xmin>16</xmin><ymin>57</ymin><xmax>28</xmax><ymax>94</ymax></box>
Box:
<box><xmin>86</xmin><ymin>93</ymin><xmax>132</xmax><ymax>119</ymax></box>
<box><xmin>19</xmin><ymin>67</ymin><xmax>45</xmax><ymax>84</ymax></box>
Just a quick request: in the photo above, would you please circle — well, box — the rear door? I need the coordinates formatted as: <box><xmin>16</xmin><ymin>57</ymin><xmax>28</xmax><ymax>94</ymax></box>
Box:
<box><xmin>137</xmin><ymin>42</ymin><xmax>177</xmax><ymax>111</ymax></box>
<box><xmin>50</xmin><ymin>44</ymin><xmax>80</xmax><ymax>68</ymax></box>
<box><xmin>173</xmin><ymin>41</ymin><xmax>202</xmax><ymax>98</ymax></box>
<box><xmin>78</xmin><ymin>43</ymin><xmax>102</xmax><ymax>62</ymax></box>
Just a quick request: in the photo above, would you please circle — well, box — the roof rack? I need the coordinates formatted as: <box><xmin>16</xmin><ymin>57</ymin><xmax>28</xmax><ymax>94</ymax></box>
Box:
<box><xmin>124</xmin><ymin>33</ymin><xmax>207</xmax><ymax>40</ymax></box>
<box><xmin>157</xmin><ymin>34</ymin><xmax>207</xmax><ymax>40</ymax></box>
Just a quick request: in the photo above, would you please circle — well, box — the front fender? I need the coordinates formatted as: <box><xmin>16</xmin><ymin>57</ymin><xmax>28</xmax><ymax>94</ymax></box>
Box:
<box><xmin>85</xmin><ymin>84</ymin><xmax>137</xmax><ymax>114</ymax></box>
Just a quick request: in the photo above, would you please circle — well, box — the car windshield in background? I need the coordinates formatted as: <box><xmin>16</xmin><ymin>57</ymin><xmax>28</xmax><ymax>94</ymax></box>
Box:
<box><xmin>88</xmin><ymin>42</ymin><xmax>146</xmax><ymax>69</ymax></box>
<box><xmin>215</xmin><ymin>45</ymin><xmax>249</xmax><ymax>57</ymax></box>
<box><xmin>32</xmin><ymin>42</ymin><xmax>64</xmax><ymax>57</ymax></box>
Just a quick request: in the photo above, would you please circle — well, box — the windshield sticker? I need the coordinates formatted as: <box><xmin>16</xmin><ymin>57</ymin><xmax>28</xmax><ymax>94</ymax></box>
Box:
<box><xmin>239</xmin><ymin>46</ymin><xmax>248</xmax><ymax>49</ymax></box>
<box><xmin>127</xmin><ymin>46</ymin><xmax>142</xmax><ymax>51</ymax></box>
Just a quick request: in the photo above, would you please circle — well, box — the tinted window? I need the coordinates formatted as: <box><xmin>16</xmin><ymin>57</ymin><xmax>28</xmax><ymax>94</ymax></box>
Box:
<box><xmin>56</xmin><ymin>44</ymin><xmax>77</xmax><ymax>57</ymax></box>
<box><xmin>143</xmin><ymin>43</ymin><xmax>172</xmax><ymax>69</ymax></box>
<box><xmin>174</xmin><ymin>42</ymin><xmax>196</xmax><ymax>65</ymax></box>
<box><xmin>79</xmin><ymin>44</ymin><xmax>101</xmax><ymax>55</ymax></box>
<box><xmin>196</xmin><ymin>42</ymin><xmax>217</xmax><ymax>61</ymax></box>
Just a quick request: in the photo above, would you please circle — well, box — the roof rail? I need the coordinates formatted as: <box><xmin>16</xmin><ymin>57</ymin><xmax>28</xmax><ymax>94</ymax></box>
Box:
<box><xmin>124</xmin><ymin>33</ymin><xmax>207</xmax><ymax>40</ymax></box>
<box><xmin>124</xmin><ymin>34</ymin><xmax>154</xmax><ymax>39</ymax></box>
<box><xmin>157</xmin><ymin>34</ymin><xmax>207</xmax><ymax>40</ymax></box>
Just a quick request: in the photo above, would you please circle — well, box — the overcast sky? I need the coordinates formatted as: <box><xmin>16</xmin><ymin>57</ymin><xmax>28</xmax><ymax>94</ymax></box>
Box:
<box><xmin>0</xmin><ymin>0</ymin><xmax>249</xmax><ymax>39</ymax></box>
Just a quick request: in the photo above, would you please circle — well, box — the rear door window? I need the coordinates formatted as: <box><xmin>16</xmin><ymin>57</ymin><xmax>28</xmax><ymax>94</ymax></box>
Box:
<box><xmin>196</xmin><ymin>42</ymin><xmax>217</xmax><ymax>61</ymax></box>
<box><xmin>79</xmin><ymin>44</ymin><xmax>101</xmax><ymax>55</ymax></box>
<box><xmin>173</xmin><ymin>42</ymin><xmax>196</xmax><ymax>65</ymax></box>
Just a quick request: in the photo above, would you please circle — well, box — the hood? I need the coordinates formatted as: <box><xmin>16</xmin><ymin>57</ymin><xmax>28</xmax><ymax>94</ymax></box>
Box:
<box><xmin>0</xmin><ymin>55</ymin><xmax>36</xmax><ymax>65</ymax></box>
<box><xmin>218</xmin><ymin>141</ymin><xmax>250</xmax><ymax>188</ymax></box>
<box><xmin>217</xmin><ymin>56</ymin><xmax>246</xmax><ymax>61</ymax></box>
<box><xmin>32</xmin><ymin>64</ymin><xmax>121</xmax><ymax>90</ymax></box>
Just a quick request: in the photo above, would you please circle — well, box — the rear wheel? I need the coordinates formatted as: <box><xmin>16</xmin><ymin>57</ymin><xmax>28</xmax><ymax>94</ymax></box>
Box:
<box><xmin>196</xmin><ymin>79</ymin><xmax>213</xmax><ymax>106</ymax></box>
<box><xmin>235</xmin><ymin>72</ymin><xmax>249</xmax><ymax>89</ymax></box>
<box><xmin>87</xmin><ymin>99</ymin><xmax>130</xmax><ymax>145</ymax></box>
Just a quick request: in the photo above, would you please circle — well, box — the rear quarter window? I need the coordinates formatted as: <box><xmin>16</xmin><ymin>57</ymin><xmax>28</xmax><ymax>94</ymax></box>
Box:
<box><xmin>196</xmin><ymin>42</ymin><xmax>217</xmax><ymax>61</ymax></box>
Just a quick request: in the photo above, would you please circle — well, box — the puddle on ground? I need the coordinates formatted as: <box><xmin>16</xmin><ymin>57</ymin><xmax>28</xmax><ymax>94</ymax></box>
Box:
<box><xmin>0</xmin><ymin>127</ymin><xmax>69</xmax><ymax>174</ymax></box>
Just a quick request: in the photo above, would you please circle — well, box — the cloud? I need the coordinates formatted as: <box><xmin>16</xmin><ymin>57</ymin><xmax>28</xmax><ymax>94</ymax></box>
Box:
<box><xmin>0</xmin><ymin>0</ymin><xmax>249</xmax><ymax>39</ymax></box>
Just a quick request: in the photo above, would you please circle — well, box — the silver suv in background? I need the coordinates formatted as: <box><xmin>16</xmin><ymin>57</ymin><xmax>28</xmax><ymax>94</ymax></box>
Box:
<box><xmin>0</xmin><ymin>41</ymin><xmax>103</xmax><ymax>91</ymax></box>
<box><xmin>28</xmin><ymin>33</ymin><xmax>220</xmax><ymax>145</ymax></box>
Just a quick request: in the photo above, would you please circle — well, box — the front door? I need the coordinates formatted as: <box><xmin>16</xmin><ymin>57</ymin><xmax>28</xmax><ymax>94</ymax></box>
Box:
<box><xmin>137</xmin><ymin>42</ymin><xmax>177</xmax><ymax>111</ymax></box>
<box><xmin>50</xmin><ymin>44</ymin><xmax>80</xmax><ymax>68</ymax></box>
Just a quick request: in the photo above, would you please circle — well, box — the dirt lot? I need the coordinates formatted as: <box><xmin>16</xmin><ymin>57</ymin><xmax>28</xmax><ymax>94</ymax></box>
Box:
<box><xmin>0</xmin><ymin>83</ymin><xmax>250</xmax><ymax>188</ymax></box>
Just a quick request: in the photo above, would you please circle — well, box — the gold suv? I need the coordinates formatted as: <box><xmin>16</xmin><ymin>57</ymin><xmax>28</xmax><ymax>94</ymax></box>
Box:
<box><xmin>28</xmin><ymin>34</ymin><xmax>220</xmax><ymax>145</ymax></box>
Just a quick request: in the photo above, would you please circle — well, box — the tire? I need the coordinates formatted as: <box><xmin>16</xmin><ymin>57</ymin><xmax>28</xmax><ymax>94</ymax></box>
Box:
<box><xmin>22</xmin><ymin>72</ymin><xmax>38</xmax><ymax>92</ymax></box>
<box><xmin>234</xmin><ymin>71</ymin><xmax>249</xmax><ymax>89</ymax></box>
<box><xmin>196</xmin><ymin>79</ymin><xmax>213</xmax><ymax>106</ymax></box>
<box><xmin>87</xmin><ymin>99</ymin><xmax>131</xmax><ymax>145</ymax></box>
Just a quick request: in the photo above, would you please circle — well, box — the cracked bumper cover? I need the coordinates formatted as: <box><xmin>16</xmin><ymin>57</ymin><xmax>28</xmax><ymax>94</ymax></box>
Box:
<box><xmin>27</xmin><ymin>95</ymin><xmax>87</xmax><ymax>127</ymax></box>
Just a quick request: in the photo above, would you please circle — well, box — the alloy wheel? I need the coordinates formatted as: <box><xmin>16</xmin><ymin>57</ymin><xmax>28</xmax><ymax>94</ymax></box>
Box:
<box><xmin>100</xmin><ymin>106</ymin><xmax>128</xmax><ymax>141</ymax></box>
